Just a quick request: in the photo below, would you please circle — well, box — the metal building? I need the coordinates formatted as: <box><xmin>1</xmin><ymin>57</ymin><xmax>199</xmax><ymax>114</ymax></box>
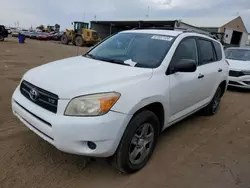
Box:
<box><xmin>218</xmin><ymin>16</ymin><xmax>249</xmax><ymax>47</ymax></box>
<box><xmin>90</xmin><ymin>20</ymin><xmax>209</xmax><ymax>39</ymax></box>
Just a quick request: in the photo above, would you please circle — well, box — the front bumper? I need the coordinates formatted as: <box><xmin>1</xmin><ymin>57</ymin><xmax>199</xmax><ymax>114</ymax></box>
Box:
<box><xmin>12</xmin><ymin>87</ymin><xmax>131</xmax><ymax>157</ymax></box>
<box><xmin>228</xmin><ymin>76</ymin><xmax>250</xmax><ymax>89</ymax></box>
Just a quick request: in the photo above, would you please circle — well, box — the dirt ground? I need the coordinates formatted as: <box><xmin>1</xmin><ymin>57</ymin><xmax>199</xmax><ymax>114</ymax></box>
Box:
<box><xmin>0</xmin><ymin>37</ymin><xmax>250</xmax><ymax>188</ymax></box>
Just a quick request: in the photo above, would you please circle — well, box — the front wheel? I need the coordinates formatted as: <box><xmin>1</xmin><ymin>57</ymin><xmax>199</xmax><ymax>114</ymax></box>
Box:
<box><xmin>113</xmin><ymin>110</ymin><xmax>160</xmax><ymax>173</ymax></box>
<box><xmin>74</xmin><ymin>36</ymin><xmax>84</xmax><ymax>47</ymax></box>
<box><xmin>61</xmin><ymin>34</ymin><xmax>69</xmax><ymax>45</ymax></box>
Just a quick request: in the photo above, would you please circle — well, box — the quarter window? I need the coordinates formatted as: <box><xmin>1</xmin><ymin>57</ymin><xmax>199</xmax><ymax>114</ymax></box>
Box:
<box><xmin>198</xmin><ymin>39</ymin><xmax>216</xmax><ymax>65</ymax></box>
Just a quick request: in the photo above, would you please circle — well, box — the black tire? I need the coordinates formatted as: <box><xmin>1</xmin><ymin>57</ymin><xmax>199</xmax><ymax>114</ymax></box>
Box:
<box><xmin>202</xmin><ymin>86</ymin><xmax>222</xmax><ymax>116</ymax></box>
<box><xmin>0</xmin><ymin>35</ymin><xmax>4</xmax><ymax>41</ymax></box>
<box><xmin>113</xmin><ymin>110</ymin><xmax>160</xmax><ymax>173</ymax></box>
<box><xmin>75</xmin><ymin>36</ymin><xmax>84</xmax><ymax>47</ymax></box>
<box><xmin>61</xmin><ymin>34</ymin><xmax>69</xmax><ymax>45</ymax></box>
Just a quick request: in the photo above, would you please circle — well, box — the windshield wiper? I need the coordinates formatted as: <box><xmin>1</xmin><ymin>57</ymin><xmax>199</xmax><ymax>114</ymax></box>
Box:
<box><xmin>84</xmin><ymin>53</ymin><xmax>97</xmax><ymax>59</ymax></box>
<box><xmin>84</xmin><ymin>54</ymin><xmax>131</xmax><ymax>66</ymax></box>
<box><xmin>98</xmin><ymin>57</ymin><xmax>130</xmax><ymax>66</ymax></box>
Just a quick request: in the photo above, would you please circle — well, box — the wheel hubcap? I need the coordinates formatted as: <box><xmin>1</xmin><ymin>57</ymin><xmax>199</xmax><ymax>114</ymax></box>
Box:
<box><xmin>129</xmin><ymin>123</ymin><xmax>154</xmax><ymax>165</ymax></box>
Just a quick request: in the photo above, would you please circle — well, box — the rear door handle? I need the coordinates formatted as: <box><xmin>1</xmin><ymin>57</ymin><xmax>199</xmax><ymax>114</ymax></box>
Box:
<box><xmin>198</xmin><ymin>74</ymin><xmax>204</xmax><ymax>79</ymax></box>
<box><xmin>218</xmin><ymin>68</ymin><xmax>222</xmax><ymax>72</ymax></box>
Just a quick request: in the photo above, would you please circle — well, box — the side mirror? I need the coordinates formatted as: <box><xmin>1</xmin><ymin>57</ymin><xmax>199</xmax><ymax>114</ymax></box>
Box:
<box><xmin>172</xmin><ymin>59</ymin><xmax>197</xmax><ymax>73</ymax></box>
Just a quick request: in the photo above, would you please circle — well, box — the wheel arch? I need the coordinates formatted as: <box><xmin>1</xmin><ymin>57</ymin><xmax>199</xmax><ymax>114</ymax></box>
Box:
<box><xmin>219</xmin><ymin>80</ymin><xmax>227</xmax><ymax>97</ymax></box>
<box><xmin>131</xmin><ymin>102</ymin><xmax>165</xmax><ymax>134</ymax></box>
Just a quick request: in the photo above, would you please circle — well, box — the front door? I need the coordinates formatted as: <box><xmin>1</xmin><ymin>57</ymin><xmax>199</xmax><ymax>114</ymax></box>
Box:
<box><xmin>168</xmin><ymin>37</ymin><xmax>205</xmax><ymax>122</ymax></box>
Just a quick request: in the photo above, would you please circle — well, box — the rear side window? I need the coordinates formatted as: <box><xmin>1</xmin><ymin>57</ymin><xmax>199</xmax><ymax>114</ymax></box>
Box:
<box><xmin>213</xmin><ymin>41</ymin><xmax>223</xmax><ymax>61</ymax></box>
<box><xmin>198</xmin><ymin>39</ymin><xmax>216</xmax><ymax>65</ymax></box>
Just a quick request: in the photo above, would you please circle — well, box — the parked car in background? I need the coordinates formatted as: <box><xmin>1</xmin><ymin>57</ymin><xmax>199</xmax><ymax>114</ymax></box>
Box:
<box><xmin>226</xmin><ymin>47</ymin><xmax>250</xmax><ymax>88</ymax></box>
<box><xmin>12</xmin><ymin>31</ymin><xmax>19</xmax><ymax>37</ymax></box>
<box><xmin>19</xmin><ymin>29</ymin><xmax>30</xmax><ymax>38</ymax></box>
<box><xmin>0</xmin><ymin>25</ymin><xmax>8</xmax><ymax>41</ymax></box>
<box><xmin>36</xmin><ymin>33</ymin><xmax>50</xmax><ymax>40</ymax></box>
<box><xmin>27</xmin><ymin>30</ymin><xmax>41</xmax><ymax>39</ymax></box>
<box><xmin>29</xmin><ymin>32</ymin><xmax>38</xmax><ymax>39</ymax></box>
<box><xmin>12</xmin><ymin>29</ymin><xmax>229</xmax><ymax>173</ymax></box>
<box><xmin>51</xmin><ymin>32</ymin><xmax>64</xmax><ymax>41</ymax></box>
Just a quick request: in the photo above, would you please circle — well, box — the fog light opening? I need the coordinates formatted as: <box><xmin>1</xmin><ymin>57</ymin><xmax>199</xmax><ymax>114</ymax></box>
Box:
<box><xmin>87</xmin><ymin>141</ymin><xmax>96</xmax><ymax>150</ymax></box>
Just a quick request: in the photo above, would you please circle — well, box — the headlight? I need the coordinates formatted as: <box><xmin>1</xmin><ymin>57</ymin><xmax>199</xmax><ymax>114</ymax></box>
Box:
<box><xmin>64</xmin><ymin>92</ymin><xmax>120</xmax><ymax>116</ymax></box>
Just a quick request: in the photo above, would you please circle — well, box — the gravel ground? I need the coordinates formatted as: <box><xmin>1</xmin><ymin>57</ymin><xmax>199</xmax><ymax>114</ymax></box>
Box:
<box><xmin>0</xmin><ymin>37</ymin><xmax>250</xmax><ymax>188</ymax></box>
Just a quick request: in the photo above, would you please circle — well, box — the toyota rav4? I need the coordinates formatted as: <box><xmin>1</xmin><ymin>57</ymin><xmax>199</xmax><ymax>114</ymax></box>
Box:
<box><xmin>12</xmin><ymin>28</ymin><xmax>229</xmax><ymax>173</ymax></box>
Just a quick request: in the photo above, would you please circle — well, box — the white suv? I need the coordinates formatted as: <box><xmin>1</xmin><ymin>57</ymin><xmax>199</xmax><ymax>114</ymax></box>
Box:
<box><xmin>12</xmin><ymin>29</ymin><xmax>229</xmax><ymax>173</ymax></box>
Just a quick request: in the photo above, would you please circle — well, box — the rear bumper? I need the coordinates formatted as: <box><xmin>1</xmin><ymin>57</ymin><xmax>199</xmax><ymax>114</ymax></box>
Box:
<box><xmin>12</xmin><ymin>87</ymin><xmax>131</xmax><ymax>157</ymax></box>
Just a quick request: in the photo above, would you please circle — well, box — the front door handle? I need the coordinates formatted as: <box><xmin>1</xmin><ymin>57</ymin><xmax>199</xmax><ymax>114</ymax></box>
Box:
<box><xmin>198</xmin><ymin>74</ymin><xmax>204</xmax><ymax>79</ymax></box>
<box><xmin>218</xmin><ymin>68</ymin><xmax>222</xmax><ymax>72</ymax></box>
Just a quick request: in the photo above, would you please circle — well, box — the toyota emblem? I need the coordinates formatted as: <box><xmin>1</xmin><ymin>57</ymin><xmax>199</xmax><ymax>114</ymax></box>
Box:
<box><xmin>29</xmin><ymin>88</ymin><xmax>38</xmax><ymax>101</ymax></box>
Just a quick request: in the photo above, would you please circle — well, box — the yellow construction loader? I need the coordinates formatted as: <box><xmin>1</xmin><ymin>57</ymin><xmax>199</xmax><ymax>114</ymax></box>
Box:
<box><xmin>61</xmin><ymin>21</ymin><xmax>99</xmax><ymax>47</ymax></box>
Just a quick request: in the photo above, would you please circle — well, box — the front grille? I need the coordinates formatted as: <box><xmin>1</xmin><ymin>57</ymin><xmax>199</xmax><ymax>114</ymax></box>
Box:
<box><xmin>243</xmin><ymin>81</ymin><xmax>250</xmax><ymax>85</ymax></box>
<box><xmin>229</xmin><ymin>81</ymin><xmax>243</xmax><ymax>86</ymax></box>
<box><xmin>20</xmin><ymin>80</ymin><xmax>59</xmax><ymax>113</ymax></box>
<box><xmin>229</xmin><ymin>70</ymin><xmax>244</xmax><ymax>77</ymax></box>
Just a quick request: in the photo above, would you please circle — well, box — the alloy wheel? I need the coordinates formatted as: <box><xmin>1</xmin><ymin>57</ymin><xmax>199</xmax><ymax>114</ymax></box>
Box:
<box><xmin>129</xmin><ymin>123</ymin><xmax>155</xmax><ymax>165</ymax></box>
<box><xmin>212</xmin><ymin>88</ymin><xmax>222</xmax><ymax>114</ymax></box>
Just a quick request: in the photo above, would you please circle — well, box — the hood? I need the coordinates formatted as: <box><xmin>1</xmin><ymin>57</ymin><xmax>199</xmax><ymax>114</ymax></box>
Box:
<box><xmin>23</xmin><ymin>56</ymin><xmax>153</xmax><ymax>99</ymax></box>
<box><xmin>227</xmin><ymin>59</ymin><xmax>250</xmax><ymax>71</ymax></box>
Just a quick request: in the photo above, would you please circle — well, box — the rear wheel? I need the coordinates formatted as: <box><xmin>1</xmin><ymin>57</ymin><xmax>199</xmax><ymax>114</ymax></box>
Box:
<box><xmin>61</xmin><ymin>34</ymin><xmax>69</xmax><ymax>45</ymax></box>
<box><xmin>202</xmin><ymin>87</ymin><xmax>222</xmax><ymax>116</ymax></box>
<box><xmin>0</xmin><ymin>35</ymin><xmax>4</xmax><ymax>41</ymax></box>
<box><xmin>113</xmin><ymin>110</ymin><xmax>160</xmax><ymax>173</ymax></box>
<box><xmin>75</xmin><ymin>36</ymin><xmax>84</xmax><ymax>47</ymax></box>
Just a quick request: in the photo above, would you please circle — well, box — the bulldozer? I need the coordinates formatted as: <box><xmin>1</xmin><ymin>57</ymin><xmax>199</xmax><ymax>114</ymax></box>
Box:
<box><xmin>61</xmin><ymin>21</ymin><xmax>99</xmax><ymax>47</ymax></box>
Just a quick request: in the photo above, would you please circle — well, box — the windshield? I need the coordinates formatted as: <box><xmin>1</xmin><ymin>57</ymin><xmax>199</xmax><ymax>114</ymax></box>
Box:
<box><xmin>225</xmin><ymin>49</ymin><xmax>250</xmax><ymax>61</ymax></box>
<box><xmin>86</xmin><ymin>32</ymin><xmax>175</xmax><ymax>68</ymax></box>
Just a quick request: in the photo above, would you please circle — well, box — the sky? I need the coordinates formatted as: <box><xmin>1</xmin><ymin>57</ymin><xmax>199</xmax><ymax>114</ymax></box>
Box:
<box><xmin>0</xmin><ymin>0</ymin><xmax>250</xmax><ymax>31</ymax></box>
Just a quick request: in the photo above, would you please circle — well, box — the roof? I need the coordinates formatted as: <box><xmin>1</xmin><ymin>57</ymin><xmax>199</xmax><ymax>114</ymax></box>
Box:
<box><xmin>220</xmin><ymin>16</ymin><xmax>248</xmax><ymax>33</ymax></box>
<box><xmin>183</xmin><ymin>16</ymin><xmax>249</xmax><ymax>33</ymax></box>
<box><xmin>121</xmin><ymin>29</ymin><xmax>183</xmax><ymax>37</ymax></box>
<box><xmin>182</xmin><ymin>17</ymin><xmax>236</xmax><ymax>27</ymax></box>
<box><xmin>91</xmin><ymin>20</ymin><xmax>176</xmax><ymax>28</ymax></box>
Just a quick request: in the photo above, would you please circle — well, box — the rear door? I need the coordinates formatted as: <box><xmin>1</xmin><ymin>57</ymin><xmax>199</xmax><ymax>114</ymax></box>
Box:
<box><xmin>196</xmin><ymin>38</ymin><xmax>222</xmax><ymax>102</ymax></box>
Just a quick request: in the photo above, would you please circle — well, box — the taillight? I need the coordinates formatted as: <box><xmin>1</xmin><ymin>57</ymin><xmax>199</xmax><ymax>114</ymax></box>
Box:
<box><xmin>225</xmin><ymin>60</ymin><xmax>229</xmax><ymax>65</ymax></box>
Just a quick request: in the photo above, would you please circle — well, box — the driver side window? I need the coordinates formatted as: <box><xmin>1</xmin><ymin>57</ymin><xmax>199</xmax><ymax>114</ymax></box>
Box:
<box><xmin>171</xmin><ymin>38</ymin><xmax>198</xmax><ymax>66</ymax></box>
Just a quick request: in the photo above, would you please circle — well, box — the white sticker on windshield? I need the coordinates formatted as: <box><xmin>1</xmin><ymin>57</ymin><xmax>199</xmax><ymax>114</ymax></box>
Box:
<box><xmin>151</xmin><ymin>35</ymin><xmax>173</xmax><ymax>41</ymax></box>
<box><xmin>124</xmin><ymin>59</ymin><xmax>137</xmax><ymax>67</ymax></box>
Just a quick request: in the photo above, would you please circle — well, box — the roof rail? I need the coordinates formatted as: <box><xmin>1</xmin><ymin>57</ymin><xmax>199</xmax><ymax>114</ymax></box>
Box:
<box><xmin>183</xmin><ymin>30</ymin><xmax>218</xmax><ymax>40</ymax></box>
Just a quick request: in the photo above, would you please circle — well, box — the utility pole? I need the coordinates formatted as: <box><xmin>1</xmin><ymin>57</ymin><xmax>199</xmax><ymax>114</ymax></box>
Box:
<box><xmin>146</xmin><ymin>6</ymin><xmax>150</xmax><ymax>18</ymax></box>
<box><xmin>82</xmin><ymin>12</ymin><xmax>86</xmax><ymax>21</ymax></box>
